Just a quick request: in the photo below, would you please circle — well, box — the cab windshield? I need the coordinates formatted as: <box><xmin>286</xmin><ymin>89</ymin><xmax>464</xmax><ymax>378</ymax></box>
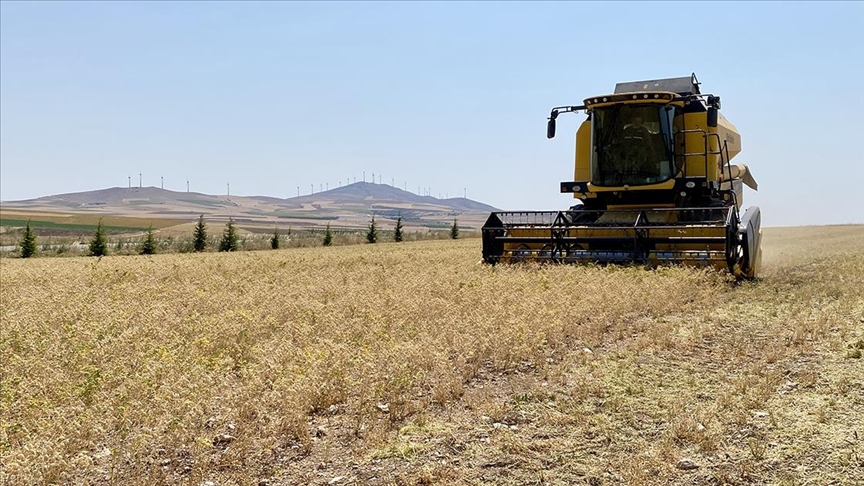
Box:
<box><xmin>591</xmin><ymin>104</ymin><xmax>676</xmax><ymax>186</ymax></box>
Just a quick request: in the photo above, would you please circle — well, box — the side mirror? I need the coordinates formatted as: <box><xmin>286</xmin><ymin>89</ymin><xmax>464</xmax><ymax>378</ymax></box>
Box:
<box><xmin>707</xmin><ymin>107</ymin><xmax>719</xmax><ymax>128</ymax></box>
<box><xmin>547</xmin><ymin>118</ymin><xmax>556</xmax><ymax>139</ymax></box>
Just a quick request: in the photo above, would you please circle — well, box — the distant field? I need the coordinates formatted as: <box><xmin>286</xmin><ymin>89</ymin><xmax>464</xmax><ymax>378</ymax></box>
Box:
<box><xmin>1</xmin><ymin>226</ymin><xmax>862</xmax><ymax>485</ymax></box>
<box><xmin>0</xmin><ymin>218</ymin><xmax>154</xmax><ymax>234</ymax></box>
<box><xmin>0</xmin><ymin>209</ymin><xmax>187</xmax><ymax>233</ymax></box>
<box><xmin>274</xmin><ymin>213</ymin><xmax>341</xmax><ymax>220</ymax></box>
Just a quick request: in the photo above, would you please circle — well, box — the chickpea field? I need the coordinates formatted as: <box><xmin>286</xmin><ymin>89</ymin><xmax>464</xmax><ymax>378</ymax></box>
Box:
<box><xmin>1</xmin><ymin>226</ymin><xmax>862</xmax><ymax>485</ymax></box>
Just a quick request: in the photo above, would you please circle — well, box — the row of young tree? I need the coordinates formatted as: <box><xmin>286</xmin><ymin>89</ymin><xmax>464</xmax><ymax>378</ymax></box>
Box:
<box><xmin>323</xmin><ymin>216</ymin><xmax>458</xmax><ymax>247</ymax></box>
<box><xmin>18</xmin><ymin>215</ymin><xmax>239</xmax><ymax>258</ymax></box>
<box><xmin>16</xmin><ymin>215</ymin><xmax>460</xmax><ymax>258</ymax></box>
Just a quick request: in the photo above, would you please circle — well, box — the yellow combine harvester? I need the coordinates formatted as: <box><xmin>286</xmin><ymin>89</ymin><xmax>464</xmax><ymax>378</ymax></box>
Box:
<box><xmin>482</xmin><ymin>74</ymin><xmax>762</xmax><ymax>279</ymax></box>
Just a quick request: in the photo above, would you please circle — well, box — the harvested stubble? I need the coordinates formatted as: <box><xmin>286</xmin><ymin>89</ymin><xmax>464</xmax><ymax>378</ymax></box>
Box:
<box><xmin>1</xmin><ymin>226</ymin><xmax>862</xmax><ymax>485</ymax></box>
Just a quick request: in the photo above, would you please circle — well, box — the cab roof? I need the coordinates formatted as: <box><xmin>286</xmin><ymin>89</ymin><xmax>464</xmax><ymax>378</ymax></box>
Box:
<box><xmin>614</xmin><ymin>74</ymin><xmax>701</xmax><ymax>97</ymax></box>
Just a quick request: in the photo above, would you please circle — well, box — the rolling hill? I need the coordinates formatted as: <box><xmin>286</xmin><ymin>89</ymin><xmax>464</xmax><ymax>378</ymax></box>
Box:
<box><xmin>0</xmin><ymin>183</ymin><xmax>500</xmax><ymax>233</ymax></box>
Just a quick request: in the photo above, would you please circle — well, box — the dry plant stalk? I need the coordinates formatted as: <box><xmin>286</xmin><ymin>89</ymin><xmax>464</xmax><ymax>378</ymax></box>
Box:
<box><xmin>1</xmin><ymin>226</ymin><xmax>862</xmax><ymax>485</ymax></box>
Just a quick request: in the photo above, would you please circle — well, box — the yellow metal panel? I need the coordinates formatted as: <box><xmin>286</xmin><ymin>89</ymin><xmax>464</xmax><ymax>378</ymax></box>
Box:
<box><xmin>649</xmin><ymin>227</ymin><xmax>726</xmax><ymax>238</ymax></box>
<box><xmin>706</xmin><ymin>125</ymin><xmax>721</xmax><ymax>182</ymax></box>
<box><xmin>716</xmin><ymin>113</ymin><xmax>741</xmax><ymax>162</ymax></box>
<box><xmin>575</xmin><ymin>120</ymin><xmax>591</xmax><ymax>183</ymax></box>
<box><xmin>682</xmin><ymin>112</ymin><xmax>709</xmax><ymax>177</ymax></box>
<box><xmin>507</xmin><ymin>228</ymin><xmax>550</xmax><ymax>238</ymax></box>
<box><xmin>583</xmin><ymin>92</ymin><xmax>684</xmax><ymax>110</ymax></box>
<box><xmin>567</xmin><ymin>227</ymin><xmax>634</xmax><ymax>238</ymax></box>
<box><xmin>587</xmin><ymin>179</ymin><xmax>676</xmax><ymax>193</ymax></box>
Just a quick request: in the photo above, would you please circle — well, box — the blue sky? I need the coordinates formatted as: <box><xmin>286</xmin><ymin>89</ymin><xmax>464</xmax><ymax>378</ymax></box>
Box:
<box><xmin>1</xmin><ymin>1</ymin><xmax>862</xmax><ymax>227</ymax></box>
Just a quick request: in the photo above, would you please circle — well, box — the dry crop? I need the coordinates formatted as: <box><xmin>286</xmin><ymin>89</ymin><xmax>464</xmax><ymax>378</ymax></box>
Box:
<box><xmin>1</xmin><ymin>225</ymin><xmax>862</xmax><ymax>485</ymax></box>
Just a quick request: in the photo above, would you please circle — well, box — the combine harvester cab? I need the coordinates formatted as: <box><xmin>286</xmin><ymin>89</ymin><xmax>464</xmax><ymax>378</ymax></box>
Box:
<box><xmin>482</xmin><ymin>74</ymin><xmax>762</xmax><ymax>279</ymax></box>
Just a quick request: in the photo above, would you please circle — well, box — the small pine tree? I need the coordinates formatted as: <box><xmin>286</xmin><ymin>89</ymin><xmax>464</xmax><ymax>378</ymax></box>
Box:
<box><xmin>366</xmin><ymin>216</ymin><xmax>378</xmax><ymax>244</ymax></box>
<box><xmin>19</xmin><ymin>219</ymin><xmax>37</xmax><ymax>258</ymax></box>
<box><xmin>219</xmin><ymin>218</ymin><xmax>239</xmax><ymax>252</ymax></box>
<box><xmin>270</xmin><ymin>227</ymin><xmax>280</xmax><ymax>249</ymax></box>
<box><xmin>140</xmin><ymin>225</ymin><xmax>157</xmax><ymax>255</ymax></box>
<box><xmin>394</xmin><ymin>216</ymin><xmax>404</xmax><ymax>242</ymax></box>
<box><xmin>323</xmin><ymin>223</ymin><xmax>333</xmax><ymax>246</ymax></box>
<box><xmin>193</xmin><ymin>214</ymin><xmax>207</xmax><ymax>252</ymax></box>
<box><xmin>450</xmin><ymin>218</ymin><xmax>459</xmax><ymax>240</ymax></box>
<box><xmin>89</xmin><ymin>219</ymin><xmax>108</xmax><ymax>257</ymax></box>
